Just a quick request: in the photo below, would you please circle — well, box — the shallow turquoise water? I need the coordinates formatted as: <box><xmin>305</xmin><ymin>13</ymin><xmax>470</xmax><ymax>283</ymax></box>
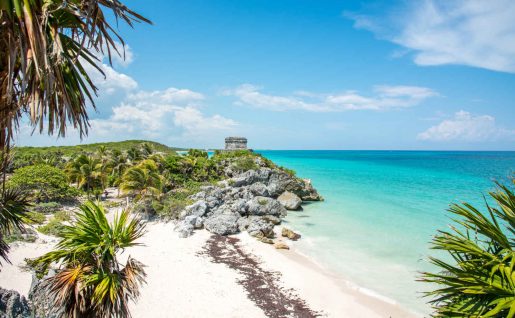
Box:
<box><xmin>257</xmin><ymin>151</ymin><xmax>515</xmax><ymax>315</ymax></box>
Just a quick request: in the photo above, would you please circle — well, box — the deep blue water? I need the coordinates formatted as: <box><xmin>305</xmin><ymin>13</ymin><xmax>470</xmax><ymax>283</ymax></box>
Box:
<box><xmin>256</xmin><ymin>150</ymin><xmax>515</xmax><ymax>314</ymax></box>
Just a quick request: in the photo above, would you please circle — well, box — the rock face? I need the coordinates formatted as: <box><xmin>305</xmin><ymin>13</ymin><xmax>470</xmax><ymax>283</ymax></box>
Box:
<box><xmin>277</xmin><ymin>191</ymin><xmax>302</xmax><ymax>210</ymax></box>
<box><xmin>28</xmin><ymin>272</ymin><xmax>62</xmax><ymax>318</ymax></box>
<box><xmin>0</xmin><ymin>288</ymin><xmax>31</xmax><ymax>318</ymax></box>
<box><xmin>176</xmin><ymin>156</ymin><xmax>321</xmax><ymax>238</ymax></box>
<box><xmin>204</xmin><ymin>213</ymin><xmax>240</xmax><ymax>235</ymax></box>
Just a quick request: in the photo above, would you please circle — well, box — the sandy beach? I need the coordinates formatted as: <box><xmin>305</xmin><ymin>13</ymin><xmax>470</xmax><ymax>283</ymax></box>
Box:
<box><xmin>0</xmin><ymin>218</ymin><xmax>417</xmax><ymax>318</ymax></box>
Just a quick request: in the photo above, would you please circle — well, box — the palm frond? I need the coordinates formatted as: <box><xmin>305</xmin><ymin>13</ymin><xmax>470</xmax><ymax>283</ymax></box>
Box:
<box><xmin>422</xmin><ymin>179</ymin><xmax>515</xmax><ymax>317</ymax></box>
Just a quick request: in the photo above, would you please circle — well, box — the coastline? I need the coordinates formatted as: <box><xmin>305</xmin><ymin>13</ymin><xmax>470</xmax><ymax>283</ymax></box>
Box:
<box><xmin>0</xmin><ymin>221</ymin><xmax>418</xmax><ymax>317</ymax></box>
<box><xmin>236</xmin><ymin>228</ymin><xmax>419</xmax><ymax>317</ymax></box>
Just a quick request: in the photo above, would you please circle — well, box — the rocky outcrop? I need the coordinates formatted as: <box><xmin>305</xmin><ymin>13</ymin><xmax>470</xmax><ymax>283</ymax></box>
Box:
<box><xmin>204</xmin><ymin>213</ymin><xmax>240</xmax><ymax>235</ymax></box>
<box><xmin>277</xmin><ymin>191</ymin><xmax>302</xmax><ymax>210</ymax></box>
<box><xmin>28</xmin><ymin>272</ymin><xmax>61</xmax><ymax>318</ymax></box>
<box><xmin>281</xmin><ymin>228</ymin><xmax>301</xmax><ymax>241</ymax></box>
<box><xmin>0</xmin><ymin>288</ymin><xmax>30</xmax><ymax>318</ymax></box>
<box><xmin>175</xmin><ymin>156</ymin><xmax>321</xmax><ymax>239</ymax></box>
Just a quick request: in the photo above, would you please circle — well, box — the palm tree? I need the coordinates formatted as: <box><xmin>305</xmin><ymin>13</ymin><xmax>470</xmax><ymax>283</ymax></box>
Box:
<box><xmin>0</xmin><ymin>0</ymin><xmax>151</xmax><ymax>151</ymax></box>
<box><xmin>0</xmin><ymin>188</ymin><xmax>31</xmax><ymax>266</ymax></box>
<box><xmin>66</xmin><ymin>154</ymin><xmax>103</xmax><ymax>195</ymax></box>
<box><xmin>35</xmin><ymin>201</ymin><xmax>146</xmax><ymax>318</ymax></box>
<box><xmin>0</xmin><ymin>0</ymin><xmax>149</xmax><ymax>269</ymax></box>
<box><xmin>110</xmin><ymin>150</ymin><xmax>129</xmax><ymax>195</ymax></box>
<box><xmin>140</xmin><ymin>143</ymin><xmax>154</xmax><ymax>159</ymax></box>
<box><xmin>127</xmin><ymin>147</ymin><xmax>143</xmax><ymax>164</ymax></box>
<box><xmin>421</xmin><ymin>179</ymin><xmax>515</xmax><ymax>317</ymax></box>
<box><xmin>120</xmin><ymin>159</ymin><xmax>163</xmax><ymax>199</ymax></box>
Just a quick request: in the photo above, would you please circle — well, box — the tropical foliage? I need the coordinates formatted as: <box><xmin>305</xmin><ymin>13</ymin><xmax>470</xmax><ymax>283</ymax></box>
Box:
<box><xmin>35</xmin><ymin>201</ymin><xmax>146</xmax><ymax>318</ymax></box>
<box><xmin>422</xmin><ymin>179</ymin><xmax>515</xmax><ymax>317</ymax></box>
<box><xmin>120</xmin><ymin>159</ymin><xmax>164</xmax><ymax>199</ymax></box>
<box><xmin>8</xmin><ymin>164</ymin><xmax>79</xmax><ymax>202</ymax></box>
<box><xmin>0</xmin><ymin>188</ymin><xmax>31</xmax><ymax>266</ymax></box>
<box><xmin>0</xmin><ymin>0</ymin><xmax>151</xmax><ymax>149</ymax></box>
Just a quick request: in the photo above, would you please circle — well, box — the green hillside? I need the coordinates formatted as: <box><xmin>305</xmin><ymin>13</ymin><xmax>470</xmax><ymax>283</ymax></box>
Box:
<box><xmin>15</xmin><ymin>140</ymin><xmax>182</xmax><ymax>156</ymax></box>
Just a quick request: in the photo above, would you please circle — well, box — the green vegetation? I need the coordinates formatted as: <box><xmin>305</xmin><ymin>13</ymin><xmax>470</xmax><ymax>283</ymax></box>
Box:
<box><xmin>37</xmin><ymin>218</ymin><xmax>66</xmax><ymax>237</ymax></box>
<box><xmin>32</xmin><ymin>202</ymin><xmax>63</xmax><ymax>214</ymax></box>
<box><xmin>4</xmin><ymin>228</ymin><xmax>37</xmax><ymax>244</ymax></box>
<box><xmin>14</xmin><ymin>140</ymin><xmax>179</xmax><ymax>159</ymax></box>
<box><xmin>121</xmin><ymin>159</ymin><xmax>165</xmax><ymax>199</ymax></box>
<box><xmin>7</xmin><ymin>164</ymin><xmax>79</xmax><ymax>202</ymax></box>
<box><xmin>24</xmin><ymin>212</ymin><xmax>46</xmax><ymax>225</ymax></box>
<box><xmin>1</xmin><ymin>1</ymin><xmax>150</xmax><ymax>316</ymax></box>
<box><xmin>35</xmin><ymin>201</ymin><xmax>146</xmax><ymax>317</ymax></box>
<box><xmin>154</xmin><ymin>181</ymin><xmax>203</xmax><ymax>219</ymax></box>
<box><xmin>0</xmin><ymin>189</ymin><xmax>32</xmax><ymax>265</ymax></box>
<box><xmin>422</xmin><ymin>179</ymin><xmax>515</xmax><ymax>317</ymax></box>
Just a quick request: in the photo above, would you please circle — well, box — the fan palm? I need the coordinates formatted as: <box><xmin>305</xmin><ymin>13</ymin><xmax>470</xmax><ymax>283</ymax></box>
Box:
<box><xmin>35</xmin><ymin>201</ymin><xmax>146</xmax><ymax>318</ymax></box>
<box><xmin>421</xmin><ymin>179</ymin><xmax>515</xmax><ymax>317</ymax></box>
<box><xmin>0</xmin><ymin>0</ymin><xmax>151</xmax><ymax>151</ymax></box>
<box><xmin>120</xmin><ymin>159</ymin><xmax>163</xmax><ymax>199</ymax></box>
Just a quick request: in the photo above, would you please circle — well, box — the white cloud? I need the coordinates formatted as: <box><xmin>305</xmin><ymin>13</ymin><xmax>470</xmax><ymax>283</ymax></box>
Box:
<box><xmin>224</xmin><ymin>84</ymin><xmax>438</xmax><ymax>112</ymax></box>
<box><xmin>90</xmin><ymin>87</ymin><xmax>237</xmax><ymax>141</ymax></box>
<box><xmin>86</xmin><ymin>63</ymin><xmax>138</xmax><ymax>94</ymax></box>
<box><xmin>417</xmin><ymin>110</ymin><xmax>515</xmax><ymax>141</ymax></box>
<box><xmin>174</xmin><ymin>107</ymin><xmax>238</xmax><ymax>134</ymax></box>
<box><xmin>349</xmin><ymin>0</ymin><xmax>515</xmax><ymax>73</ymax></box>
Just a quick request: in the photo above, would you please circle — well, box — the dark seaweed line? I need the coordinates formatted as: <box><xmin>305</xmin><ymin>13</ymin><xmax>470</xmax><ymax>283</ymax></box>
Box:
<box><xmin>199</xmin><ymin>235</ymin><xmax>321</xmax><ymax>318</ymax></box>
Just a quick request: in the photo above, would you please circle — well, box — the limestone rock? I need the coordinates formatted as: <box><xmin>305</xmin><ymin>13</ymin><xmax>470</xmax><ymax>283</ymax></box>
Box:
<box><xmin>281</xmin><ymin>227</ymin><xmax>301</xmax><ymax>241</ymax></box>
<box><xmin>247</xmin><ymin>196</ymin><xmax>287</xmax><ymax>217</ymax></box>
<box><xmin>274</xmin><ymin>241</ymin><xmax>290</xmax><ymax>250</ymax></box>
<box><xmin>174</xmin><ymin>220</ymin><xmax>194</xmax><ymax>238</ymax></box>
<box><xmin>257</xmin><ymin>237</ymin><xmax>274</xmax><ymax>244</ymax></box>
<box><xmin>277</xmin><ymin>191</ymin><xmax>302</xmax><ymax>210</ymax></box>
<box><xmin>246</xmin><ymin>217</ymin><xmax>274</xmax><ymax>238</ymax></box>
<box><xmin>204</xmin><ymin>213</ymin><xmax>240</xmax><ymax>235</ymax></box>
<box><xmin>0</xmin><ymin>288</ymin><xmax>31</xmax><ymax>318</ymax></box>
<box><xmin>28</xmin><ymin>272</ymin><xmax>63</xmax><ymax>318</ymax></box>
<box><xmin>249</xmin><ymin>182</ymin><xmax>270</xmax><ymax>197</ymax></box>
<box><xmin>184</xmin><ymin>201</ymin><xmax>208</xmax><ymax>217</ymax></box>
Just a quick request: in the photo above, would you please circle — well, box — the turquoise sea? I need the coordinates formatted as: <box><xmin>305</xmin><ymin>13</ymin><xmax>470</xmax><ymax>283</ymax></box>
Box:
<box><xmin>256</xmin><ymin>150</ymin><xmax>515</xmax><ymax>315</ymax></box>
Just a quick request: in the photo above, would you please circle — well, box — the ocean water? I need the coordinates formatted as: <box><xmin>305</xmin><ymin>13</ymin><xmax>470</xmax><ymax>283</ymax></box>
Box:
<box><xmin>256</xmin><ymin>150</ymin><xmax>515</xmax><ymax>315</ymax></box>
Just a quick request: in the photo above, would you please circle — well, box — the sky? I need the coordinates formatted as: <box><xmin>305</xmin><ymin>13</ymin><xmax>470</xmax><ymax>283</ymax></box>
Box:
<box><xmin>16</xmin><ymin>0</ymin><xmax>515</xmax><ymax>150</ymax></box>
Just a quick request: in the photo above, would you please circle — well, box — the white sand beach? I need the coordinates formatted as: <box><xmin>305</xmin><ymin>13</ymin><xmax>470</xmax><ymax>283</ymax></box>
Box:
<box><xmin>0</xmin><ymin>219</ymin><xmax>417</xmax><ymax>318</ymax></box>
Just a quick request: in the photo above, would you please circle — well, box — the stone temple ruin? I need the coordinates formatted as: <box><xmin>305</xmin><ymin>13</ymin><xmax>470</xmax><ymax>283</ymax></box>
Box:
<box><xmin>225</xmin><ymin>137</ymin><xmax>247</xmax><ymax>150</ymax></box>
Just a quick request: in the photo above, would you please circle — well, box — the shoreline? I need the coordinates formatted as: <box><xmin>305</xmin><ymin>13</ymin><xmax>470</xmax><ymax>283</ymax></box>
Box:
<box><xmin>1</xmin><ymin>221</ymin><xmax>419</xmax><ymax>317</ymax></box>
<box><xmin>236</xmin><ymin>228</ymin><xmax>420</xmax><ymax>317</ymax></box>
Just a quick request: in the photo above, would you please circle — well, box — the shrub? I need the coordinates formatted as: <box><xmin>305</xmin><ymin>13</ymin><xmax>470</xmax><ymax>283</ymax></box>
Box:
<box><xmin>32</xmin><ymin>202</ymin><xmax>63</xmax><ymax>214</ymax></box>
<box><xmin>8</xmin><ymin>164</ymin><xmax>80</xmax><ymax>202</ymax></box>
<box><xmin>24</xmin><ymin>212</ymin><xmax>46</xmax><ymax>225</ymax></box>
<box><xmin>232</xmin><ymin>157</ymin><xmax>258</xmax><ymax>172</ymax></box>
<box><xmin>54</xmin><ymin>210</ymin><xmax>72</xmax><ymax>222</ymax></box>
<box><xmin>38</xmin><ymin>219</ymin><xmax>66</xmax><ymax>237</ymax></box>
<box><xmin>279</xmin><ymin>166</ymin><xmax>296</xmax><ymax>177</ymax></box>
<box><xmin>3</xmin><ymin>228</ymin><xmax>38</xmax><ymax>243</ymax></box>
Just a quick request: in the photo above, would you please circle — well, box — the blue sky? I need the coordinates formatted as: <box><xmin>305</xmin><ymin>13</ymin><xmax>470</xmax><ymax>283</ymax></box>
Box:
<box><xmin>17</xmin><ymin>0</ymin><xmax>515</xmax><ymax>150</ymax></box>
